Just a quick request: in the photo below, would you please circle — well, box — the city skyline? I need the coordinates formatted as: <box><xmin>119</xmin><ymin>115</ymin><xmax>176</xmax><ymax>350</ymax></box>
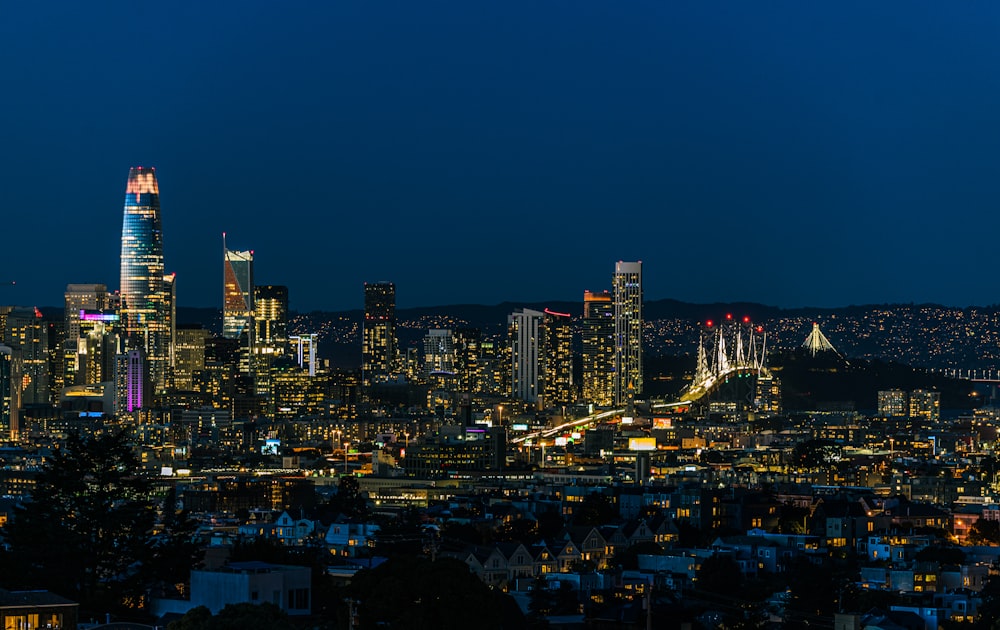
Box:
<box><xmin>6</xmin><ymin>4</ymin><xmax>1000</xmax><ymax>311</ymax></box>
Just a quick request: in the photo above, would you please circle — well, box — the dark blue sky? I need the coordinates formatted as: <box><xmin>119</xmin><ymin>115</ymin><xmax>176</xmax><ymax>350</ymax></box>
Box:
<box><xmin>3</xmin><ymin>2</ymin><xmax>1000</xmax><ymax>311</ymax></box>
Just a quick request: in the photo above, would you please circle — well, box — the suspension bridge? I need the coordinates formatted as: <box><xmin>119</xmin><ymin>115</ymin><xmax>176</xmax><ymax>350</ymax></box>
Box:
<box><xmin>512</xmin><ymin>315</ymin><xmax>774</xmax><ymax>444</ymax></box>
<box><xmin>676</xmin><ymin>315</ymin><xmax>771</xmax><ymax>404</ymax></box>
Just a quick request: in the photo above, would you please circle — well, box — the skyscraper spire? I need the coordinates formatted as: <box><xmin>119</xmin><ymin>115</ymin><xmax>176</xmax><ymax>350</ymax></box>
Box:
<box><xmin>120</xmin><ymin>166</ymin><xmax>169</xmax><ymax>393</ymax></box>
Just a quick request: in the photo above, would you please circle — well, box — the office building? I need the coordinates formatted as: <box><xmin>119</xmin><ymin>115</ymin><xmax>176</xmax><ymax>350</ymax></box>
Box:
<box><xmin>75</xmin><ymin>311</ymin><xmax>121</xmax><ymax>386</ymax></box>
<box><xmin>223</xmin><ymin>240</ymin><xmax>254</xmax><ymax>342</ymax></box>
<box><xmin>508</xmin><ymin>309</ymin><xmax>543</xmax><ymax>403</ymax></box>
<box><xmin>878</xmin><ymin>389</ymin><xmax>908</xmax><ymax>418</ymax></box>
<box><xmin>255</xmin><ymin>285</ymin><xmax>288</xmax><ymax>357</ymax></box>
<box><xmin>454</xmin><ymin>328</ymin><xmax>483</xmax><ymax>395</ymax></box>
<box><xmin>253</xmin><ymin>285</ymin><xmax>288</xmax><ymax>398</ymax></box>
<box><xmin>0</xmin><ymin>345</ymin><xmax>18</xmax><ymax>439</ymax></box>
<box><xmin>64</xmin><ymin>284</ymin><xmax>110</xmax><ymax>347</ymax></box>
<box><xmin>423</xmin><ymin>329</ymin><xmax>456</xmax><ymax>377</ymax></box>
<box><xmin>754</xmin><ymin>375</ymin><xmax>782</xmax><ymax>413</ymax></box>
<box><xmin>119</xmin><ymin>166</ymin><xmax>170</xmax><ymax>391</ymax></box>
<box><xmin>290</xmin><ymin>334</ymin><xmax>318</xmax><ymax>377</ymax></box>
<box><xmin>613</xmin><ymin>261</ymin><xmax>643</xmax><ymax>405</ymax></box>
<box><xmin>362</xmin><ymin>282</ymin><xmax>396</xmax><ymax>387</ymax></box>
<box><xmin>582</xmin><ymin>290</ymin><xmax>614</xmax><ymax>406</ymax></box>
<box><xmin>4</xmin><ymin>308</ymin><xmax>50</xmax><ymax>406</ymax></box>
<box><xmin>174</xmin><ymin>325</ymin><xmax>211</xmax><ymax>391</ymax></box>
<box><xmin>63</xmin><ymin>284</ymin><xmax>112</xmax><ymax>387</ymax></box>
<box><xmin>115</xmin><ymin>348</ymin><xmax>148</xmax><ymax>414</ymax></box>
<box><xmin>909</xmin><ymin>389</ymin><xmax>941</xmax><ymax>422</ymax></box>
<box><xmin>541</xmin><ymin>308</ymin><xmax>573</xmax><ymax>406</ymax></box>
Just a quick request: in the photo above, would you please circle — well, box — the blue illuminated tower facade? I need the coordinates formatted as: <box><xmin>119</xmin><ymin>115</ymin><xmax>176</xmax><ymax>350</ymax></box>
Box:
<box><xmin>119</xmin><ymin>166</ymin><xmax>170</xmax><ymax>392</ymax></box>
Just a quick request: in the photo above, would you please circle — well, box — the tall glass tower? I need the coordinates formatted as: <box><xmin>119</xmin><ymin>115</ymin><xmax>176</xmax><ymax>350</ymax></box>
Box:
<box><xmin>223</xmin><ymin>236</ymin><xmax>254</xmax><ymax>341</ymax></box>
<box><xmin>120</xmin><ymin>166</ymin><xmax>170</xmax><ymax>392</ymax></box>
<box><xmin>613</xmin><ymin>260</ymin><xmax>643</xmax><ymax>405</ymax></box>
<box><xmin>362</xmin><ymin>282</ymin><xmax>397</xmax><ymax>387</ymax></box>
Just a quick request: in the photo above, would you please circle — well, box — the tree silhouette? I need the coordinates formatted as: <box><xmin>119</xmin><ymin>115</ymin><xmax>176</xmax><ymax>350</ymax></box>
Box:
<box><xmin>348</xmin><ymin>556</ymin><xmax>523</xmax><ymax>629</ymax></box>
<box><xmin>0</xmin><ymin>431</ymin><xmax>201</xmax><ymax>615</ymax></box>
<box><xmin>166</xmin><ymin>603</ymin><xmax>295</xmax><ymax>630</ymax></box>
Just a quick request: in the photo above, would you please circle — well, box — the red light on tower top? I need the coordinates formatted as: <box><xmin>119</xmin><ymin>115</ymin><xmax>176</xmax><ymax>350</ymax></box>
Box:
<box><xmin>743</xmin><ymin>316</ymin><xmax>750</xmax><ymax>324</ymax></box>
<box><xmin>726</xmin><ymin>313</ymin><xmax>733</xmax><ymax>320</ymax></box>
<box><xmin>705</xmin><ymin>320</ymin><xmax>713</xmax><ymax>328</ymax></box>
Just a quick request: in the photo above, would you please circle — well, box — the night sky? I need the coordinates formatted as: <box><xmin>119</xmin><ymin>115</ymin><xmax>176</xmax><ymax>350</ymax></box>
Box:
<box><xmin>3</xmin><ymin>2</ymin><xmax>1000</xmax><ymax>312</ymax></box>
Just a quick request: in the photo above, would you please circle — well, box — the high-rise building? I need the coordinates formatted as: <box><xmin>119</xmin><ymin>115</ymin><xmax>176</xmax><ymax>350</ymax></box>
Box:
<box><xmin>423</xmin><ymin>329</ymin><xmax>456</xmax><ymax>376</ymax></box>
<box><xmin>613</xmin><ymin>261</ymin><xmax>643</xmax><ymax>405</ymax></box>
<box><xmin>253</xmin><ymin>285</ymin><xmax>288</xmax><ymax>398</ymax></box>
<box><xmin>509</xmin><ymin>309</ymin><xmax>543</xmax><ymax>403</ymax></box>
<box><xmin>63</xmin><ymin>284</ymin><xmax>111</xmax><ymax>387</ymax></box>
<box><xmin>909</xmin><ymin>389</ymin><xmax>940</xmax><ymax>422</ymax></box>
<box><xmin>64</xmin><ymin>284</ymin><xmax>110</xmax><ymax>346</ymax></box>
<box><xmin>542</xmin><ymin>309</ymin><xmax>574</xmax><ymax>407</ymax></box>
<box><xmin>4</xmin><ymin>308</ymin><xmax>50</xmax><ymax>406</ymax></box>
<box><xmin>290</xmin><ymin>334</ymin><xmax>318</xmax><ymax>377</ymax></box>
<box><xmin>0</xmin><ymin>345</ymin><xmax>19</xmax><ymax>439</ymax></box>
<box><xmin>362</xmin><ymin>282</ymin><xmax>396</xmax><ymax>387</ymax></box>
<box><xmin>878</xmin><ymin>389</ymin><xmax>908</xmax><ymax>418</ymax></box>
<box><xmin>582</xmin><ymin>290</ymin><xmax>614</xmax><ymax>406</ymax></box>
<box><xmin>223</xmin><ymin>239</ymin><xmax>254</xmax><ymax>342</ymax></box>
<box><xmin>76</xmin><ymin>311</ymin><xmax>121</xmax><ymax>386</ymax></box>
<box><xmin>115</xmin><ymin>348</ymin><xmax>148</xmax><ymax>414</ymax></box>
<box><xmin>255</xmin><ymin>285</ymin><xmax>288</xmax><ymax>357</ymax></box>
<box><xmin>119</xmin><ymin>167</ymin><xmax>170</xmax><ymax>391</ymax></box>
<box><xmin>174</xmin><ymin>325</ymin><xmax>211</xmax><ymax>391</ymax></box>
<box><xmin>755</xmin><ymin>375</ymin><xmax>782</xmax><ymax>413</ymax></box>
<box><xmin>454</xmin><ymin>328</ymin><xmax>483</xmax><ymax>395</ymax></box>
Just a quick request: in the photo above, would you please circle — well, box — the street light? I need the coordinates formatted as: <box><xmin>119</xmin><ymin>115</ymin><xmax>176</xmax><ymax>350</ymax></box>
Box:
<box><xmin>498</xmin><ymin>405</ymin><xmax>503</xmax><ymax>427</ymax></box>
<box><xmin>343</xmin><ymin>441</ymin><xmax>350</xmax><ymax>474</ymax></box>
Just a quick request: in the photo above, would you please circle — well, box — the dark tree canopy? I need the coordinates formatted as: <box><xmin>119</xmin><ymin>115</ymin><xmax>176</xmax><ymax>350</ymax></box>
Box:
<box><xmin>611</xmin><ymin>541</ymin><xmax>664</xmax><ymax>571</ymax></box>
<box><xmin>166</xmin><ymin>603</ymin><xmax>295</xmax><ymax>630</ymax></box>
<box><xmin>0</xmin><ymin>431</ymin><xmax>201</xmax><ymax>615</ymax></box>
<box><xmin>348</xmin><ymin>556</ymin><xmax>523</xmax><ymax>630</ymax></box>
<box><xmin>573</xmin><ymin>492</ymin><xmax>617</xmax><ymax>526</ymax></box>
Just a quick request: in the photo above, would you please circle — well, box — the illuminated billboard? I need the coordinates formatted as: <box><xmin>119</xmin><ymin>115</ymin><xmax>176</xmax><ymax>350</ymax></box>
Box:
<box><xmin>653</xmin><ymin>417</ymin><xmax>672</xmax><ymax>429</ymax></box>
<box><xmin>629</xmin><ymin>437</ymin><xmax>657</xmax><ymax>451</ymax></box>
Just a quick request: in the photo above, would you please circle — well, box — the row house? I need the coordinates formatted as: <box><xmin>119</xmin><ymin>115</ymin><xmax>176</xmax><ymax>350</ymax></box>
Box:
<box><xmin>711</xmin><ymin>531</ymin><xmax>822</xmax><ymax>577</ymax></box>
<box><xmin>460</xmin><ymin>542</ymin><xmax>559</xmax><ymax>587</ymax></box>
<box><xmin>859</xmin><ymin>562</ymin><xmax>989</xmax><ymax>594</ymax></box>
<box><xmin>325</xmin><ymin>519</ymin><xmax>380</xmax><ymax>558</ymax></box>
<box><xmin>237</xmin><ymin>510</ymin><xmax>321</xmax><ymax>546</ymax></box>
<box><xmin>559</xmin><ymin>519</ymin><xmax>677</xmax><ymax>571</ymax></box>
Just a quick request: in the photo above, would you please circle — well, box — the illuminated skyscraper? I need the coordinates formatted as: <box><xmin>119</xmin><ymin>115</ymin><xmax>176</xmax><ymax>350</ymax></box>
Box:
<box><xmin>223</xmin><ymin>238</ymin><xmax>254</xmax><ymax>342</ymax></box>
<box><xmin>423</xmin><ymin>329</ymin><xmax>456</xmax><ymax>377</ymax></box>
<box><xmin>613</xmin><ymin>261</ymin><xmax>643</xmax><ymax>405</ymax></box>
<box><xmin>878</xmin><ymin>389</ymin><xmax>908</xmax><ymax>418</ymax></box>
<box><xmin>909</xmin><ymin>389</ymin><xmax>940</xmax><ymax>422</ymax></box>
<box><xmin>63</xmin><ymin>284</ymin><xmax>112</xmax><ymax>386</ymax></box>
<box><xmin>582</xmin><ymin>290</ymin><xmax>614</xmax><ymax>406</ymax></box>
<box><xmin>223</xmin><ymin>238</ymin><xmax>254</xmax><ymax>381</ymax></box>
<box><xmin>119</xmin><ymin>167</ymin><xmax>170</xmax><ymax>391</ymax></box>
<box><xmin>255</xmin><ymin>285</ymin><xmax>288</xmax><ymax>357</ymax></box>
<box><xmin>0</xmin><ymin>345</ymin><xmax>19</xmax><ymax>439</ymax></box>
<box><xmin>362</xmin><ymin>282</ymin><xmax>396</xmax><ymax>387</ymax></box>
<box><xmin>508</xmin><ymin>308</ymin><xmax>543</xmax><ymax>403</ymax></box>
<box><xmin>541</xmin><ymin>309</ymin><xmax>574</xmax><ymax>407</ymax></box>
<box><xmin>4</xmin><ymin>307</ymin><xmax>50</xmax><ymax>405</ymax></box>
<box><xmin>253</xmin><ymin>285</ymin><xmax>288</xmax><ymax>398</ymax></box>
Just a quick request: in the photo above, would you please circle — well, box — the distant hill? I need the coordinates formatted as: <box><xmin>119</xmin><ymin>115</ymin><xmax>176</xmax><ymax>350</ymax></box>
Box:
<box><xmin>34</xmin><ymin>299</ymin><xmax>1000</xmax><ymax>373</ymax></box>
